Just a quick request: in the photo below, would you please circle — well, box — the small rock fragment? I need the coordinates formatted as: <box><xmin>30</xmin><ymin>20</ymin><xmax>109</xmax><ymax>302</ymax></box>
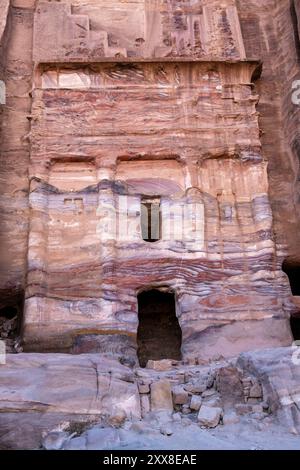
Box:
<box><xmin>197</xmin><ymin>406</ymin><xmax>222</xmax><ymax>428</ymax></box>
<box><xmin>181</xmin><ymin>404</ymin><xmax>191</xmax><ymax>415</ymax></box>
<box><xmin>150</xmin><ymin>380</ymin><xmax>173</xmax><ymax>412</ymax></box>
<box><xmin>160</xmin><ymin>424</ymin><xmax>173</xmax><ymax>436</ymax></box>
<box><xmin>249</xmin><ymin>383</ymin><xmax>263</xmax><ymax>398</ymax></box>
<box><xmin>222</xmin><ymin>411</ymin><xmax>239</xmax><ymax>425</ymax></box>
<box><xmin>172</xmin><ymin>385</ymin><xmax>189</xmax><ymax>405</ymax></box>
<box><xmin>42</xmin><ymin>431</ymin><xmax>71</xmax><ymax>450</ymax></box>
<box><xmin>138</xmin><ymin>382</ymin><xmax>150</xmax><ymax>394</ymax></box>
<box><xmin>190</xmin><ymin>395</ymin><xmax>202</xmax><ymax>411</ymax></box>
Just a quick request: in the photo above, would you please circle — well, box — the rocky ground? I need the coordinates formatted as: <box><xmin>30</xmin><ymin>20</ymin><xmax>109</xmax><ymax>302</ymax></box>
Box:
<box><xmin>0</xmin><ymin>314</ymin><xmax>21</xmax><ymax>353</ymax></box>
<box><xmin>48</xmin><ymin>414</ymin><xmax>300</xmax><ymax>451</ymax></box>
<box><xmin>0</xmin><ymin>347</ymin><xmax>300</xmax><ymax>450</ymax></box>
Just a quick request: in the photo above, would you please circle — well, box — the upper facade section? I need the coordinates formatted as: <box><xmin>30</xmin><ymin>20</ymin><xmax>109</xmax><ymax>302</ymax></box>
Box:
<box><xmin>33</xmin><ymin>0</ymin><xmax>247</xmax><ymax>63</ymax></box>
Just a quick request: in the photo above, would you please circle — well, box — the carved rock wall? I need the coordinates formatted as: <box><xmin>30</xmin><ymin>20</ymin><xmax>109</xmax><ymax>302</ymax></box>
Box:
<box><xmin>0</xmin><ymin>0</ymin><xmax>34</xmax><ymax>313</ymax></box>
<box><xmin>33</xmin><ymin>0</ymin><xmax>246</xmax><ymax>62</ymax></box>
<box><xmin>0</xmin><ymin>1</ymin><xmax>299</xmax><ymax>361</ymax></box>
<box><xmin>238</xmin><ymin>0</ymin><xmax>300</xmax><ymax>264</ymax></box>
<box><xmin>25</xmin><ymin>61</ymin><xmax>292</xmax><ymax>358</ymax></box>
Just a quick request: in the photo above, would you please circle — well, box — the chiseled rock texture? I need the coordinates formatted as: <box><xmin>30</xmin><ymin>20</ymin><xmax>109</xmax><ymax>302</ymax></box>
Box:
<box><xmin>237</xmin><ymin>0</ymin><xmax>300</xmax><ymax>265</ymax></box>
<box><xmin>237</xmin><ymin>347</ymin><xmax>300</xmax><ymax>434</ymax></box>
<box><xmin>0</xmin><ymin>0</ymin><xmax>299</xmax><ymax>362</ymax></box>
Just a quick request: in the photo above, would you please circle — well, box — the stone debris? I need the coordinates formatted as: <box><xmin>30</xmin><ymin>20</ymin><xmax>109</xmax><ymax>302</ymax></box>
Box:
<box><xmin>202</xmin><ymin>389</ymin><xmax>217</xmax><ymax>399</ymax></box>
<box><xmin>150</xmin><ymin>380</ymin><xmax>173</xmax><ymax>412</ymax></box>
<box><xmin>172</xmin><ymin>385</ymin><xmax>190</xmax><ymax>405</ymax></box>
<box><xmin>140</xmin><ymin>395</ymin><xmax>150</xmax><ymax>417</ymax></box>
<box><xmin>185</xmin><ymin>379</ymin><xmax>207</xmax><ymax>394</ymax></box>
<box><xmin>249</xmin><ymin>384</ymin><xmax>263</xmax><ymax>399</ymax></box>
<box><xmin>190</xmin><ymin>395</ymin><xmax>202</xmax><ymax>411</ymax></box>
<box><xmin>235</xmin><ymin>404</ymin><xmax>255</xmax><ymax>416</ymax></box>
<box><xmin>172</xmin><ymin>413</ymin><xmax>182</xmax><ymax>423</ymax></box>
<box><xmin>42</xmin><ymin>431</ymin><xmax>72</xmax><ymax>450</ymax></box>
<box><xmin>160</xmin><ymin>424</ymin><xmax>173</xmax><ymax>436</ymax></box>
<box><xmin>146</xmin><ymin>359</ymin><xmax>176</xmax><ymax>371</ymax></box>
<box><xmin>181</xmin><ymin>404</ymin><xmax>192</xmax><ymax>415</ymax></box>
<box><xmin>138</xmin><ymin>382</ymin><xmax>150</xmax><ymax>394</ymax></box>
<box><xmin>197</xmin><ymin>406</ymin><xmax>223</xmax><ymax>428</ymax></box>
<box><xmin>222</xmin><ymin>411</ymin><xmax>240</xmax><ymax>426</ymax></box>
<box><xmin>1</xmin><ymin>348</ymin><xmax>300</xmax><ymax>449</ymax></box>
<box><xmin>203</xmin><ymin>396</ymin><xmax>222</xmax><ymax>408</ymax></box>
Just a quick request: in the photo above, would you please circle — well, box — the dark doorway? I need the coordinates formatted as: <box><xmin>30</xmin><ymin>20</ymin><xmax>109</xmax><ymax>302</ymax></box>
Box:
<box><xmin>291</xmin><ymin>314</ymin><xmax>300</xmax><ymax>340</ymax></box>
<box><xmin>282</xmin><ymin>260</ymin><xmax>300</xmax><ymax>295</ymax></box>
<box><xmin>282</xmin><ymin>260</ymin><xmax>300</xmax><ymax>340</ymax></box>
<box><xmin>137</xmin><ymin>289</ymin><xmax>182</xmax><ymax>367</ymax></box>
<box><xmin>291</xmin><ymin>0</ymin><xmax>300</xmax><ymax>61</ymax></box>
<box><xmin>0</xmin><ymin>305</ymin><xmax>18</xmax><ymax>319</ymax></box>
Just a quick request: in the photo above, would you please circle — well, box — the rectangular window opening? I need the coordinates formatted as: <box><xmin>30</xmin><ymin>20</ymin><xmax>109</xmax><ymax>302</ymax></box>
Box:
<box><xmin>141</xmin><ymin>197</ymin><xmax>161</xmax><ymax>242</ymax></box>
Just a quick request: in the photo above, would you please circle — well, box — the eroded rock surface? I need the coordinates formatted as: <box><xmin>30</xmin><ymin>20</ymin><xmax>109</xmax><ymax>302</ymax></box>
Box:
<box><xmin>0</xmin><ymin>347</ymin><xmax>299</xmax><ymax>449</ymax></box>
<box><xmin>237</xmin><ymin>347</ymin><xmax>300</xmax><ymax>434</ymax></box>
<box><xmin>0</xmin><ymin>353</ymin><xmax>141</xmax><ymax>417</ymax></box>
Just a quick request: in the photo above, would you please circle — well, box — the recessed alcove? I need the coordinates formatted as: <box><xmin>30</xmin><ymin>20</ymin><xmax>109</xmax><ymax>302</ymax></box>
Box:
<box><xmin>137</xmin><ymin>289</ymin><xmax>182</xmax><ymax>367</ymax></box>
<box><xmin>141</xmin><ymin>197</ymin><xmax>161</xmax><ymax>242</ymax></box>
<box><xmin>282</xmin><ymin>260</ymin><xmax>300</xmax><ymax>340</ymax></box>
<box><xmin>282</xmin><ymin>260</ymin><xmax>300</xmax><ymax>296</ymax></box>
<box><xmin>0</xmin><ymin>305</ymin><xmax>18</xmax><ymax>320</ymax></box>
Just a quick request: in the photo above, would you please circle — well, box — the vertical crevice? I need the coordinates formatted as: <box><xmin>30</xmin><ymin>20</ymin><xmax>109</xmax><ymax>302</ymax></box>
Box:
<box><xmin>291</xmin><ymin>0</ymin><xmax>300</xmax><ymax>61</ymax></box>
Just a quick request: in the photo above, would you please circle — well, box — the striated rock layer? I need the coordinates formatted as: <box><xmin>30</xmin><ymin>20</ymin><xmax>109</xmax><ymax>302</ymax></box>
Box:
<box><xmin>0</xmin><ymin>1</ymin><xmax>299</xmax><ymax>361</ymax></box>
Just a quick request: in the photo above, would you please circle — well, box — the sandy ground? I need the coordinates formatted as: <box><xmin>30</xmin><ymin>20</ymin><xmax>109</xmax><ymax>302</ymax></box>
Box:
<box><xmin>62</xmin><ymin>414</ymin><xmax>300</xmax><ymax>450</ymax></box>
<box><xmin>113</xmin><ymin>422</ymin><xmax>300</xmax><ymax>450</ymax></box>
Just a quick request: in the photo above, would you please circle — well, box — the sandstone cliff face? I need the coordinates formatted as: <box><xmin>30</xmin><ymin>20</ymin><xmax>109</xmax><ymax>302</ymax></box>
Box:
<box><xmin>238</xmin><ymin>0</ymin><xmax>300</xmax><ymax>263</ymax></box>
<box><xmin>0</xmin><ymin>0</ymin><xmax>34</xmax><ymax>315</ymax></box>
<box><xmin>0</xmin><ymin>1</ymin><xmax>299</xmax><ymax>362</ymax></box>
